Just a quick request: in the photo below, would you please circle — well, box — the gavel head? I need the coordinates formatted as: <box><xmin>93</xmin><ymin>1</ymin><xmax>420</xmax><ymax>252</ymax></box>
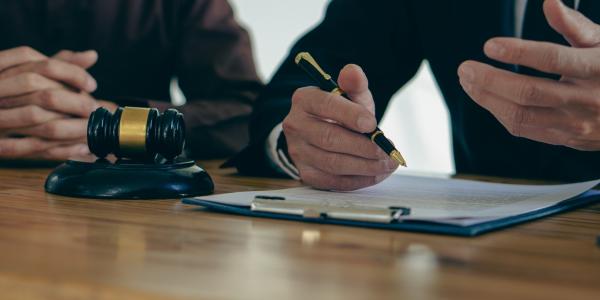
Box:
<box><xmin>87</xmin><ymin>107</ymin><xmax>185</xmax><ymax>160</ymax></box>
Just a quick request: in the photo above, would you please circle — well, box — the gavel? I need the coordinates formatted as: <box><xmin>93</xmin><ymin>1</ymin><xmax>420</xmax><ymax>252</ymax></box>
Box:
<box><xmin>87</xmin><ymin>107</ymin><xmax>185</xmax><ymax>160</ymax></box>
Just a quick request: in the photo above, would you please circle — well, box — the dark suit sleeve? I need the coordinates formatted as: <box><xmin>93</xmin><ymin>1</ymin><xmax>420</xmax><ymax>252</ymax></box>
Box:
<box><xmin>152</xmin><ymin>0</ymin><xmax>263</xmax><ymax>159</ymax></box>
<box><xmin>230</xmin><ymin>0</ymin><xmax>425</xmax><ymax>176</ymax></box>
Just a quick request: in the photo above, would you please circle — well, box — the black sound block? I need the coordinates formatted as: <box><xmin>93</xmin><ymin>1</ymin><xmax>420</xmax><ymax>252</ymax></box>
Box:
<box><xmin>45</xmin><ymin>159</ymin><xmax>214</xmax><ymax>199</ymax></box>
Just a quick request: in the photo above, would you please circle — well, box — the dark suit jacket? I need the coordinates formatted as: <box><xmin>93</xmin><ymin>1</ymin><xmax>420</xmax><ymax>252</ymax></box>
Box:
<box><xmin>0</xmin><ymin>0</ymin><xmax>262</xmax><ymax>159</ymax></box>
<box><xmin>232</xmin><ymin>0</ymin><xmax>600</xmax><ymax>181</ymax></box>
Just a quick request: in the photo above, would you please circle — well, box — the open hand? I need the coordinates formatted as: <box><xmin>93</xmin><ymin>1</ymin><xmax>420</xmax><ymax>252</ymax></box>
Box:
<box><xmin>459</xmin><ymin>0</ymin><xmax>600</xmax><ymax>151</ymax></box>
<box><xmin>0</xmin><ymin>47</ymin><xmax>104</xmax><ymax>160</ymax></box>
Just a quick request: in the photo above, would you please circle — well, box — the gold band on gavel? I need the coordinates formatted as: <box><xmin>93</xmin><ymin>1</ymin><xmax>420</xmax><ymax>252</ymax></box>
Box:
<box><xmin>118</xmin><ymin>107</ymin><xmax>150</xmax><ymax>157</ymax></box>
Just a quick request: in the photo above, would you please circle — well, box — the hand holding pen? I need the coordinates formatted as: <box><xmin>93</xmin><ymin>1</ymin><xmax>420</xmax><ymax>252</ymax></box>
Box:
<box><xmin>281</xmin><ymin>52</ymin><xmax>406</xmax><ymax>191</ymax></box>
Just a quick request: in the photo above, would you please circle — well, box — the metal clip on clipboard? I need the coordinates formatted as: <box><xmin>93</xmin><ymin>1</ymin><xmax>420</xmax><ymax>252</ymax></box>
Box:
<box><xmin>252</xmin><ymin>195</ymin><xmax>411</xmax><ymax>224</ymax></box>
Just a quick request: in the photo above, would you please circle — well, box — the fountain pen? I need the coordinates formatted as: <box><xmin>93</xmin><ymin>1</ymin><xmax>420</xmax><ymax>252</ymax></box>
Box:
<box><xmin>294</xmin><ymin>52</ymin><xmax>407</xmax><ymax>167</ymax></box>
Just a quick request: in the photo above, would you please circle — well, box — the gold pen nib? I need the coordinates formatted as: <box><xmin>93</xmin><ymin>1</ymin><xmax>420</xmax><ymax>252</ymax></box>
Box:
<box><xmin>390</xmin><ymin>150</ymin><xmax>407</xmax><ymax>167</ymax></box>
<box><xmin>295</xmin><ymin>52</ymin><xmax>332</xmax><ymax>80</ymax></box>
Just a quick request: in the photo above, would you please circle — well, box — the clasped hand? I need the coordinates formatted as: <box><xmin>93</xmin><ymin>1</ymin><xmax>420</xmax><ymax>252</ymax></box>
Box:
<box><xmin>0</xmin><ymin>46</ymin><xmax>112</xmax><ymax>160</ymax></box>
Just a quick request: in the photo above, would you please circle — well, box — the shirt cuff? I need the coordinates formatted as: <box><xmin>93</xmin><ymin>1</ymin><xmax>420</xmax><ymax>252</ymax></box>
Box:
<box><xmin>265</xmin><ymin>123</ymin><xmax>300</xmax><ymax>180</ymax></box>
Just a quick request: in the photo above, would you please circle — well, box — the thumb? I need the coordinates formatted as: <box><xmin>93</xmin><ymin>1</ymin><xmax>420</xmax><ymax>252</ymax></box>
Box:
<box><xmin>544</xmin><ymin>0</ymin><xmax>600</xmax><ymax>47</ymax></box>
<box><xmin>53</xmin><ymin>50</ymin><xmax>98</xmax><ymax>69</ymax></box>
<box><xmin>337</xmin><ymin>64</ymin><xmax>375</xmax><ymax>115</ymax></box>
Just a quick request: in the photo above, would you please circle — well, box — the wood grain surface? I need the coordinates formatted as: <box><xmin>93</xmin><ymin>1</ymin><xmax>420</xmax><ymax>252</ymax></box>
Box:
<box><xmin>0</xmin><ymin>160</ymin><xmax>598</xmax><ymax>300</ymax></box>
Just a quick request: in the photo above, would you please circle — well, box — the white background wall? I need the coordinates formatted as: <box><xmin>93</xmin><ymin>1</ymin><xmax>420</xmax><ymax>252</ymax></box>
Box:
<box><xmin>229</xmin><ymin>0</ymin><xmax>455</xmax><ymax>175</ymax></box>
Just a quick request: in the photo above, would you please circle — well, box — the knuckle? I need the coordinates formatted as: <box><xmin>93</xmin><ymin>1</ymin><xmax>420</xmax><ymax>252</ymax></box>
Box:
<box><xmin>568</xmin><ymin>121</ymin><xmax>590</xmax><ymax>136</ymax></box>
<box><xmin>311</xmin><ymin>92</ymin><xmax>335</xmax><ymax>118</ymax></box>
<box><xmin>41</xmin><ymin>122</ymin><xmax>60</xmax><ymax>139</ymax></box>
<box><xmin>23</xmin><ymin>105</ymin><xmax>45</xmax><ymax>124</ymax></box>
<box><xmin>479</xmin><ymin>69</ymin><xmax>494</xmax><ymax>88</ymax></box>
<box><xmin>507</xmin><ymin>106</ymin><xmax>526</xmax><ymax>137</ymax></box>
<box><xmin>19</xmin><ymin>72</ymin><xmax>42</xmax><ymax>90</ymax></box>
<box><xmin>467</xmin><ymin>82</ymin><xmax>482</xmax><ymax>99</ymax></box>
<box><xmin>39</xmin><ymin>90</ymin><xmax>58</xmax><ymax>107</ymax></box>
<box><xmin>31</xmin><ymin>139</ymin><xmax>47</xmax><ymax>152</ymax></box>
<box><xmin>585</xmin><ymin>59</ymin><xmax>600</xmax><ymax>77</ymax></box>
<box><xmin>16</xmin><ymin>46</ymin><xmax>38</xmax><ymax>60</ymax></box>
<box><xmin>315</xmin><ymin>93</ymin><xmax>339</xmax><ymax>117</ymax></box>
<box><xmin>56</xmin><ymin>50</ymin><xmax>72</xmax><ymax>58</ymax></box>
<box><xmin>517</xmin><ymin>82</ymin><xmax>541</xmax><ymax>104</ymax></box>
<box><xmin>319</xmin><ymin>126</ymin><xmax>336</xmax><ymax>149</ymax></box>
<box><xmin>541</xmin><ymin>47</ymin><xmax>561</xmax><ymax>70</ymax></box>
<box><xmin>323</xmin><ymin>154</ymin><xmax>341</xmax><ymax>173</ymax></box>
<box><xmin>322</xmin><ymin>91</ymin><xmax>336</xmax><ymax>110</ymax></box>
<box><xmin>291</xmin><ymin>87</ymin><xmax>309</xmax><ymax>107</ymax></box>
<box><xmin>38</xmin><ymin>59</ymin><xmax>57</xmax><ymax>74</ymax></box>
<box><xmin>282</xmin><ymin>116</ymin><xmax>298</xmax><ymax>136</ymax></box>
<box><xmin>508</xmin><ymin>42</ymin><xmax>526</xmax><ymax>62</ymax></box>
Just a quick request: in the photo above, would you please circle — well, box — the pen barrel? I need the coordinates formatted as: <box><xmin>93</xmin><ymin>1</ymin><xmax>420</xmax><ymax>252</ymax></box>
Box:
<box><xmin>365</xmin><ymin>127</ymin><xmax>396</xmax><ymax>155</ymax></box>
<box><xmin>296</xmin><ymin>59</ymin><xmax>339</xmax><ymax>92</ymax></box>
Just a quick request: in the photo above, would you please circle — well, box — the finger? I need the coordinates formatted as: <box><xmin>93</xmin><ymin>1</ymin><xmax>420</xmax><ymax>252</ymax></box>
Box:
<box><xmin>0</xmin><ymin>137</ymin><xmax>60</xmax><ymax>158</ymax></box>
<box><xmin>458</xmin><ymin>60</ymin><xmax>586</xmax><ymax>108</ymax></box>
<box><xmin>337</xmin><ymin>64</ymin><xmax>375</xmax><ymax>115</ymax></box>
<box><xmin>296</xmin><ymin>142</ymin><xmax>397</xmax><ymax>176</ymax></box>
<box><xmin>460</xmin><ymin>79</ymin><xmax>576</xmax><ymax>138</ymax></box>
<box><xmin>0</xmin><ymin>105</ymin><xmax>64</xmax><ymax>129</ymax></box>
<box><xmin>53</xmin><ymin>50</ymin><xmax>98</xmax><ymax>69</ymax></box>
<box><xmin>12</xmin><ymin>118</ymin><xmax>87</xmax><ymax>140</ymax></box>
<box><xmin>283</xmin><ymin>114</ymin><xmax>387</xmax><ymax>160</ymax></box>
<box><xmin>96</xmin><ymin>100</ymin><xmax>119</xmax><ymax>112</ymax></box>
<box><xmin>297</xmin><ymin>165</ymin><xmax>389</xmax><ymax>191</ymax></box>
<box><xmin>0</xmin><ymin>59</ymin><xmax>97</xmax><ymax>92</ymax></box>
<box><xmin>0</xmin><ymin>89</ymin><xmax>98</xmax><ymax>117</ymax></box>
<box><xmin>0</xmin><ymin>46</ymin><xmax>47</xmax><ymax>72</ymax></box>
<box><xmin>0</xmin><ymin>72</ymin><xmax>63</xmax><ymax>98</ymax></box>
<box><xmin>483</xmin><ymin>37</ymin><xmax>597</xmax><ymax>78</ymax></box>
<box><xmin>291</xmin><ymin>87</ymin><xmax>376</xmax><ymax>133</ymax></box>
<box><xmin>39</xmin><ymin>143</ymin><xmax>89</xmax><ymax>161</ymax></box>
<box><xmin>544</xmin><ymin>0</ymin><xmax>600</xmax><ymax>47</ymax></box>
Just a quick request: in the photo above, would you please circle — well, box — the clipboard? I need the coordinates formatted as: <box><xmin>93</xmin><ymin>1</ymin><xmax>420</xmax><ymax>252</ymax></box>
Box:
<box><xmin>182</xmin><ymin>189</ymin><xmax>600</xmax><ymax>237</ymax></box>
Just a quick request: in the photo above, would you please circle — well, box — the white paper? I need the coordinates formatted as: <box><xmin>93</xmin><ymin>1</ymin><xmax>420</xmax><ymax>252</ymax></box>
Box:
<box><xmin>192</xmin><ymin>175</ymin><xmax>600</xmax><ymax>226</ymax></box>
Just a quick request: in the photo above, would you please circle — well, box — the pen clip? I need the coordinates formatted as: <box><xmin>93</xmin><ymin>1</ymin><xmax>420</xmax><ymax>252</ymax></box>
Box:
<box><xmin>295</xmin><ymin>52</ymin><xmax>332</xmax><ymax>81</ymax></box>
<box><xmin>252</xmin><ymin>195</ymin><xmax>410</xmax><ymax>224</ymax></box>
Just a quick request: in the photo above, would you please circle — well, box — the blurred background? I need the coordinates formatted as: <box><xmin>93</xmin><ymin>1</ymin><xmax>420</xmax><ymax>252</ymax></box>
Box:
<box><xmin>229</xmin><ymin>0</ymin><xmax>455</xmax><ymax>176</ymax></box>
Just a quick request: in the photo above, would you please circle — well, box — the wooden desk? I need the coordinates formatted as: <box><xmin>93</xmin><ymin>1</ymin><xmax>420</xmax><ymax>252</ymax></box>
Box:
<box><xmin>0</xmin><ymin>160</ymin><xmax>599</xmax><ymax>300</ymax></box>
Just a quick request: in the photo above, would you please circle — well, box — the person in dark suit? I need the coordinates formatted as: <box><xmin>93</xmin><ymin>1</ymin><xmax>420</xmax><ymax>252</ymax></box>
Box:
<box><xmin>230</xmin><ymin>0</ymin><xmax>600</xmax><ymax>190</ymax></box>
<box><xmin>0</xmin><ymin>0</ymin><xmax>261</xmax><ymax>161</ymax></box>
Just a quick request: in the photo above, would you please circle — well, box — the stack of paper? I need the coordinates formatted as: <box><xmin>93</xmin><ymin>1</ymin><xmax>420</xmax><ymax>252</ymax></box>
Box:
<box><xmin>189</xmin><ymin>175</ymin><xmax>600</xmax><ymax>226</ymax></box>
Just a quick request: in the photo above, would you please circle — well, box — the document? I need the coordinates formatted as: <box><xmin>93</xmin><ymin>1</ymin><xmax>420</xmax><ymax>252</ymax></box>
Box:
<box><xmin>192</xmin><ymin>175</ymin><xmax>600</xmax><ymax>226</ymax></box>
